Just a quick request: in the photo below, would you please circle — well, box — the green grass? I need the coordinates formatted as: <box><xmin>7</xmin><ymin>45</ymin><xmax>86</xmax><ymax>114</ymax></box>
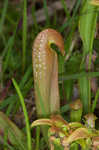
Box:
<box><xmin>22</xmin><ymin>0</ymin><xmax>27</xmax><ymax>72</ymax></box>
<box><xmin>12</xmin><ymin>78</ymin><xmax>32</xmax><ymax>150</ymax></box>
<box><xmin>92</xmin><ymin>88</ymin><xmax>99</xmax><ymax>112</ymax></box>
<box><xmin>0</xmin><ymin>0</ymin><xmax>8</xmax><ymax>34</ymax></box>
<box><xmin>43</xmin><ymin>0</ymin><xmax>50</xmax><ymax>26</ymax></box>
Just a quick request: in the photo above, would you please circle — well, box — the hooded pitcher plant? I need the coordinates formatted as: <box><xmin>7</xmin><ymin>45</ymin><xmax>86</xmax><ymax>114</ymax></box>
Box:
<box><xmin>31</xmin><ymin>115</ymin><xmax>99</xmax><ymax>150</ymax></box>
<box><xmin>32</xmin><ymin>29</ymin><xmax>65</xmax><ymax>117</ymax></box>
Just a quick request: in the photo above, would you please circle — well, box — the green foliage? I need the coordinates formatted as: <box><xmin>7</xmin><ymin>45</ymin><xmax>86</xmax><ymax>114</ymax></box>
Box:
<box><xmin>79</xmin><ymin>76</ymin><xmax>91</xmax><ymax>114</ymax></box>
<box><xmin>22</xmin><ymin>0</ymin><xmax>27</xmax><ymax>72</ymax></box>
<box><xmin>92</xmin><ymin>89</ymin><xmax>99</xmax><ymax>112</ymax></box>
<box><xmin>0</xmin><ymin>0</ymin><xmax>8</xmax><ymax>34</ymax></box>
<box><xmin>0</xmin><ymin>111</ymin><xmax>27</xmax><ymax>150</ymax></box>
<box><xmin>2</xmin><ymin>31</ymin><xmax>16</xmax><ymax>74</ymax></box>
<box><xmin>79</xmin><ymin>0</ymin><xmax>97</xmax><ymax>55</ymax></box>
<box><xmin>12</xmin><ymin>78</ymin><xmax>32</xmax><ymax>150</ymax></box>
<box><xmin>79</xmin><ymin>0</ymin><xmax>98</xmax><ymax>114</ymax></box>
<box><xmin>43</xmin><ymin>0</ymin><xmax>50</xmax><ymax>26</ymax></box>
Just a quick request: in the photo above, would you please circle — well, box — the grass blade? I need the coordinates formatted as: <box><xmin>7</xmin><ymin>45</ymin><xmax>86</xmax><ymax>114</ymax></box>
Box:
<box><xmin>12</xmin><ymin>78</ymin><xmax>32</xmax><ymax>150</ymax></box>
<box><xmin>3</xmin><ymin>34</ymin><xmax>15</xmax><ymax>73</ymax></box>
<box><xmin>22</xmin><ymin>0</ymin><xmax>27</xmax><ymax>72</ymax></box>
<box><xmin>19</xmin><ymin>65</ymin><xmax>32</xmax><ymax>89</ymax></box>
<box><xmin>92</xmin><ymin>89</ymin><xmax>99</xmax><ymax>112</ymax></box>
<box><xmin>79</xmin><ymin>0</ymin><xmax>97</xmax><ymax>69</ymax></box>
<box><xmin>0</xmin><ymin>0</ymin><xmax>8</xmax><ymax>34</ymax></box>
<box><xmin>79</xmin><ymin>76</ymin><xmax>91</xmax><ymax>114</ymax></box>
<box><xmin>79</xmin><ymin>0</ymin><xmax>98</xmax><ymax>114</ymax></box>
<box><xmin>60</xmin><ymin>0</ymin><xmax>70</xmax><ymax>18</ymax></box>
<box><xmin>43</xmin><ymin>0</ymin><xmax>50</xmax><ymax>26</ymax></box>
<box><xmin>35</xmin><ymin>126</ymin><xmax>40</xmax><ymax>150</ymax></box>
<box><xmin>60</xmin><ymin>71</ymin><xmax>99</xmax><ymax>80</ymax></box>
